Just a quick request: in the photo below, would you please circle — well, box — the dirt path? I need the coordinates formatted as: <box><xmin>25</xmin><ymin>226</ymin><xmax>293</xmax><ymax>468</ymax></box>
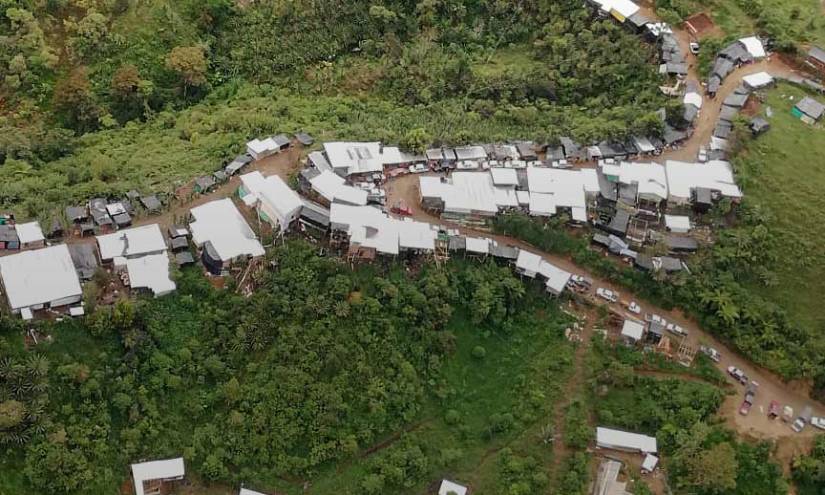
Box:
<box><xmin>384</xmin><ymin>173</ymin><xmax>825</xmax><ymax>443</ymax></box>
<box><xmin>548</xmin><ymin>309</ymin><xmax>596</xmax><ymax>479</ymax></box>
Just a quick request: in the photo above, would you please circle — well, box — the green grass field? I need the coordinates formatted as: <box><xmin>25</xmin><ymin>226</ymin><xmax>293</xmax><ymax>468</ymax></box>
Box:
<box><xmin>736</xmin><ymin>82</ymin><xmax>825</xmax><ymax>331</ymax></box>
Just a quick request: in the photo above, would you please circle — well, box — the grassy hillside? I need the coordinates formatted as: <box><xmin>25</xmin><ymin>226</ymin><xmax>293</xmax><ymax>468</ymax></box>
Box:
<box><xmin>735</xmin><ymin>82</ymin><xmax>825</xmax><ymax>331</ymax></box>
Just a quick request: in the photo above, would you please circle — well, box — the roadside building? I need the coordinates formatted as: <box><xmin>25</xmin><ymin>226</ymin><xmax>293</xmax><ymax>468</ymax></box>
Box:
<box><xmin>515</xmin><ymin>249</ymin><xmax>543</xmax><ymax>278</ymax></box>
<box><xmin>97</xmin><ymin>224</ymin><xmax>167</xmax><ymax>262</ymax></box>
<box><xmin>742</xmin><ymin>71</ymin><xmax>774</xmax><ymax>90</ymax></box>
<box><xmin>246</xmin><ymin>135</ymin><xmax>290</xmax><ymax>160</ymax></box>
<box><xmin>131</xmin><ymin>458</ymin><xmax>185</xmax><ymax>495</ymax></box>
<box><xmin>189</xmin><ymin>199</ymin><xmax>266</xmax><ymax>275</ymax></box>
<box><xmin>793</xmin><ymin>96</ymin><xmax>825</xmax><ymax>123</ymax></box>
<box><xmin>16</xmin><ymin>221</ymin><xmax>45</xmax><ymax>249</ymax></box>
<box><xmin>299</xmin><ymin>199</ymin><xmax>331</xmax><ymax>236</ymax></box>
<box><xmin>664</xmin><ymin>215</ymin><xmax>691</xmax><ymax>233</ymax></box>
<box><xmin>526</xmin><ymin>168</ymin><xmax>599</xmax><ymax>222</ymax></box>
<box><xmin>596</xmin><ymin>427</ymin><xmax>657</xmax><ymax>454</ymax></box>
<box><xmin>665</xmin><ymin>160</ymin><xmax>742</xmax><ymax>205</ymax></box>
<box><xmin>0</xmin><ymin>244</ymin><xmax>82</xmax><ymax>317</ymax></box>
<box><xmin>140</xmin><ymin>195</ymin><xmax>163</xmax><ymax>213</ymax></box>
<box><xmin>665</xmin><ymin>234</ymin><xmax>699</xmax><ymax>253</ymax></box>
<box><xmin>621</xmin><ymin>319</ymin><xmax>645</xmax><ymax>344</ymax></box>
<box><xmin>294</xmin><ymin>132</ymin><xmax>314</xmax><ymax>146</ymax></box>
<box><xmin>323</xmin><ymin>141</ymin><xmax>392</xmax><ymax>177</ymax></box>
<box><xmin>594</xmin><ymin>459</ymin><xmax>631</xmax><ymax>495</ymax></box>
<box><xmin>309</xmin><ymin>170</ymin><xmax>368</xmax><ymax>206</ymax></box>
<box><xmin>539</xmin><ymin>261</ymin><xmax>572</xmax><ymax>296</ymax></box>
<box><xmin>806</xmin><ymin>46</ymin><xmax>825</xmax><ymax>74</ymax></box>
<box><xmin>439</xmin><ymin>479</ymin><xmax>468</xmax><ymax>495</ymax></box>
<box><xmin>225</xmin><ymin>154</ymin><xmax>253</xmax><ymax>176</ymax></box>
<box><xmin>239</xmin><ymin>171</ymin><xmax>303</xmax><ymax>234</ymax></box>
<box><xmin>738</xmin><ymin>36</ymin><xmax>766</xmax><ymax>59</ymax></box>
<box><xmin>599</xmin><ymin>161</ymin><xmax>668</xmax><ymax>206</ymax></box>
<box><xmin>194</xmin><ymin>175</ymin><xmax>217</xmax><ymax>194</ymax></box>
<box><xmin>749</xmin><ymin>116</ymin><xmax>770</xmax><ymax>135</ymax></box>
<box><xmin>465</xmin><ymin>236</ymin><xmax>490</xmax><ymax>256</ymax></box>
<box><xmin>330</xmin><ymin>203</ymin><xmax>399</xmax><ymax>258</ymax></box>
<box><xmin>239</xmin><ymin>488</ymin><xmax>267</xmax><ymax>495</ymax></box>
<box><xmin>126</xmin><ymin>252</ymin><xmax>177</xmax><ymax>297</ymax></box>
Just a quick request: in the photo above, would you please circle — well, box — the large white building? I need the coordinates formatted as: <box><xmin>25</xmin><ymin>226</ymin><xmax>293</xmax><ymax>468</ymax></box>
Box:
<box><xmin>97</xmin><ymin>224</ymin><xmax>175</xmax><ymax>297</ymax></box>
<box><xmin>526</xmin><ymin>167</ymin><xmax>599</xmax><ymax>221</ymax></box>
<box><xmin>0</xmin><ymin>244</ymin><xmax>82</xmax><ymax>315</ymax></box>
<box><xmin>239</xmin><ymin>171</ymin><xmax>303</xmax><ymax>233</ymax></box>
<box><xmin>323</xmin><ymin>142</ymin><xmax>401</xmax><ymax>176</ymax></box>
<box><xmin>420</xmin><ymin>172</ymin><xmax>518</xmax><ymax>216</ymax></box>
<box><xmin>596</xmin><ymin>427</ymin><xmax>658</xmax><ymax>453</ymax></box>
<box><xmin>131</xmin><ymin>458</ymin><xmax>185</xmax><ymax>495</ymax></box>
<box><xmin>190</xmin><ymin>199</ymin><xmax>265</xmax><ymax>264</ymax></box>
<box><xmin>665</xmin><ymin>160</ymin><xmax>742</xmax><ymax>204</ymax></box>
<box><xmin>600</xmin><ymin>161</ymin><xmax>669</xmax><ymax>203</ymax></box>
<box><xmin>309</xmin><ymin>170</ymin><xmax>368</xmax><ymax>206</ymax></box>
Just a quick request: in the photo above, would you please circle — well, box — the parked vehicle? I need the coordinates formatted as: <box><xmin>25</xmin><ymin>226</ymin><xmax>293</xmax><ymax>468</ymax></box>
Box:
<box><xmin>811</xmin><ymin>416</ymin><xmax>825</xmax><ymax>430</ymax></box>
<box><xmin>698</xmin><ymin>146</ymin><xmax>707</xmax><ymax>163</ymax></box>
<box><xmin>727</xmin><ymin>366</ymin><xmax>748</xmax><ymax>385</ymax></box>
<box><xmin>699</xmin><ymin>345</ymin><xmax>721</xmax><ymax>362</ymax></box>
<box><xmin>390</xmin><ymin>200</ymin><xmax>412</xmax><ymax>216</ymax></box>
<box><xmin>596</xmin><ymin>288</ymin><xmax>618</xmax><ymax>303</ymax></box>
<box><xmin>767</xmin><ymin>400</ymin><xmax>780</xmax><ymax>419</ymax></box>
<box><xmin>792</xmin><ymin>406</ymin><xmax>814</xmax><ymax>433</ymax></box>
<box><xmin>782</xmin><ymin>405</ymin><xmax>794</xmax><ymax>423</ymax></box>
<box><xmin>408</xmin><ymin>163</ymin><xmax>428</xmax><ymax>174</ymax></box>
<box><xmin>666</xmin><ymin>323</ymin><xmax>688</xmax><ymax>337</ymax></box>
<box><xmin>689</xmin><ymin>42</ymin><xmax>700</xmax><ymax>54</ymax></box>
<box><xmin>626</xmin><ymin>301</ymin><xmax>641</xmax><ymax>314</ymax></box>
<box><xmin>570</xmin><ymin>275</ymin><xmax>592</xmax><ymax>289</ymax></box>
<box><xmin>739</xmin><ymin>400</ymin><xmax>752</xmax><ymax>416</ymax></box>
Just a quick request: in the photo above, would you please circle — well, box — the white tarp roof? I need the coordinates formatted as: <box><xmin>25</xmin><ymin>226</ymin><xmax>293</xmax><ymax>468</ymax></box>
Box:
<box><xmin>247</xmin><ymin>137</ymin><xmax>278</xmax><ymax>156</ymax></box>
<box><xmin>596</xmin><ymin>427</ymin><xmax>658</xmax><ymax>453</ymax></box>
<box><xmin>529</xmin><ymin>192</ymin><xmax>557</xmax><ymax>216</ymax></box>
<box><xmin>97</xmin><ymin>224</ymin><xmax>167</xmax><ymax>260</ymax></box>
<box><xmin>665</xmin><ymin>215</ymin><xmax>691</xmax><ymax>232</ymax></box>
<box><xmin>0</xmin><ymin>244</ymin><xmax>82</xmax><ymax>311</ymax></box>
<box><xmin>526</xmin><ymin>168</ymin><xmax>596</xmax><ymax>211</ymax></box>
<box><xmin>683</xmin><ymin>91</ymin><xmax>703</xmax><ymax>109</ymax></box>
<box><xmin>742</xmin><ymin>71</ymin><xmax>773</xmax><ymax>89</ymax></box>
<box><xmin>739</xmin><ymin>36</ymin><xmax>766</xmax><ymax>59</ymax></box>
<box><xmin>126</xmin><ymin>252</ymin><xmax>176</xmax><ymax>296</ymax></box>
<box><xmin>398</xmin><ymin>219</ymin><xmax>436</xmax><ymax>251</ymax></box>
<box><xmin>490</xmin><ymin>167</ymin><xmax>519</xmax><ymax>186</ymax></box>
<box><xmin>190</xmin><ymin>199</ymin><xmax>265</xmax><ymax>262</ymax></box>
<box><xmin>16</xmin><ymin>221</ymin><xmax>44</xmax><ymax>244</ymax></box>
<box><xmin>439</xmin><ymin>480</ymin><xmax>468</xmax><ymax>495</ymax></box>
<box><xmin>516</xmin><ymin>249</ymin><xmax>543</xmax><ymax>277</ymax></box>
<box><xmin>420</xmin><ymin>173</ymin><xmax>511</xmax><ymax>215</ymax></box>
<box><xmin>132</xmin><ymin>458</ymin><xmax>185</xmax><ymax>495</ymax></box>
<box><xmin>330</xmin><ymin>204</ymin><xmax>399</xmax><ymax>255</ymax></box>
<box><xmin>665</xmin><ymin>160</ymin><xmax>742</xmax><ymax>202</ymax></box>
<box><xmin>240</xmin><ymin>171</ymin><xmax>303</xmax><ymax>232</ymax></box>
<box><xmin>516</xmin><ymin>190</ymin><xmax>530</xmax><ymax>206</ymax></box>
<box><xmin>239</xmin><ymin>489</ymin><xmax>267</xmax><ymax>495</ymax></box>
<box><xmin>465</xmin><ymin>236</ymin><xmax>490</xmax><ymax>254</ymax></box>
<box><xmin>539</xmin><ymin>261</ymin><xmax>571</xmax><ymax>295</ymax></box>
<box><xmin>454</xmin><ymin>145</ymin><xmax>487</xmax><ymax>161</ymax></box>
<box><xmin>309</xmin><ymin>170</ymin><xmax>368</xmax><ymax>206</ymax></box>
<box><xmin>621</xmin><ymin>319</ymin><xmax>645</xmax><ymax>341</ymax></box>
<box><xmin>600</xmin><ymin>161</ymin><xmax>668</xmax><ymax>202</ymax></box>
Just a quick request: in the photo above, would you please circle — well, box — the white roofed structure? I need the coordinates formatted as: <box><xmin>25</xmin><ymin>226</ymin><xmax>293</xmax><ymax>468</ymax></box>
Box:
<box><xmin>529</xmin><ymin>192</ymin><xmax>557</xmax><ymax>217</ymax></box>
<box><xmin>323</xmin><ymin>142</ymin><xmax>398</xmax><ymax>176</ymax></box>
<box><xmin>665</xmin><ymin>215</ymin><xmax>692</xmax><ymax>233</ymax></box>
<box><xmin>439</xmin><ymin>479</ymin><xmax>468</xmax><ymax>495</ymax></box>
<box><xmin>0</xmin><ymin>244</ymin><xmax>82</xmax><ymax>313</ymax></box>
<box><xmin>465</xmin><ymin>236</ymin><xmax>490</xmax><ymax>254</ymax></box>
<box><xmin>539</xmin><ymin>261</ymin><xmax>572</xmax><ymax>296</ymax></box>
<box><xmin>398</xmin><ymin>219</ymin><xmax>436</xmax><ymax>251</ymax></box>
<box><xmin>739</xmin><ymin>36</ymin><xmax>766</xmax><ymax>59</ymax></box>
<box><xmin>239</xmin><ymin>489</ymin><xmax>267</xmax><ymax>495</ymax></box>
<box><xmin>515</xmin><ymin>249</ymin><xmax>543</xmax><ymax>278</ymax></box>
<box><xmin>419</xmin><ymin>172</ymin><xmax>514</xmax><ymax>216</ymax></box>
<box><xmin>16</xmin><ymin>221</ymin><xmax>45</xmax><ymax>246</ymax></box>
<box><xmin>594</xmin><ymin>0</ymin><xmax>640</xmax><ymax>21</ymax></box>
<box><xmin>600</xmin><ymin>161</ymin><xmax>668</xmax><ymax>203</ymax></box>
<box><xmin>309</xmin><ymin>170</ymin><xmax>368</xmax><ymax>206</ymax></box>
<box><xmin>742</xmin><ymin>71</ymin><xmax>774</xmax><ymax>89</ymax></box>
<box><xmin>126</xmin><ymin>252</ymin><xmax>176</xmax><ymax>297</ymax></box>
<box><xmin>246</xmin><ymin>137</ymin><xmax>280</xmax><ymax>160</ymax></box>
<box><xmin>596</xmin><ymin>427</ymin><xmax>658</xmax><ymax>453</ymax></box>
<box><xmin>240</xmin><ymin>171</ymin><xmax>303</xmax><ymax>233</ymax></box>
<box><xmin>665</xmin><ymin>160</ymin><xmax>742</xmax><ymax>204</ymax></box>
<box><xmin>190</xmin><ymin>199</ymin><xmax>265</xmax><ymax>262</ymax></box>
<box><xmin>621</xmin><ymin>319</ymin><xmax>645</xmax><ymax>343</ymax></box>
<box><xmin>330</xmin><ymin>203</ymin><xmax>400</xmax><ymax>255</ymax></box>
<box><xmin>683</xmin><ymin>91</ymin><xmax>703</xmax><ymax>109</ymax></box>
<box><xmin>490</xmin><ymin>167</ymin><xmax>519</xmax><ymax>187</ymax></box>
<box><xmin>526</xmin><ymin>168</ymin><xmax>597</xmax><ymax>220</ymax></box>
<box><xmin>97</xmin><ymin>224</ymin><xmax>167</xmax><ymax>261</ymax></box>
<box><xmin>131</xmin><ymin>458</ymin><xmax>185</xmax><ymax>495</ymax></box>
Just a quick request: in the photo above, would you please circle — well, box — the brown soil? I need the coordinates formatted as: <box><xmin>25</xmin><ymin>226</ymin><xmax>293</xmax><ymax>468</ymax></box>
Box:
<box><xmin>683</xmin><ymin>12</ymin><xmax>721</xmax><ymax>38</ymax></box>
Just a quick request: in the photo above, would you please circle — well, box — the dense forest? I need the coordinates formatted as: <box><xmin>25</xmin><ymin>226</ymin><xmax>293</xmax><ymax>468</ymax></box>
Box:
<box><xmin>0</xmin><ymin>241</ymin><xmax>580</xmax><ymax>493</ymax></box>
<box><xmin>0</xmin><ymin>0</ymin><xmax>670</xmax><ymax>217</ymax></box>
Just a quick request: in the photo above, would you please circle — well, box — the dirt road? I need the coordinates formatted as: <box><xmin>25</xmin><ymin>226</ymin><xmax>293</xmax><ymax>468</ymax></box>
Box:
<box><xmin>385</xmin><ymin>173</ymin><xmax>825</xmax><ymax>441</ymax></box>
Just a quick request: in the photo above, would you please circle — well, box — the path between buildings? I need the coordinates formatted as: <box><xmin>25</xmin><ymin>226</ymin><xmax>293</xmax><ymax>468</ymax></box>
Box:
<box><xmin>638</xmin><ymin>4</ymin><xmax>800</xmax><ymax>163</ymax></box>
<box><xmin>384</xmin><ymin>173</ymin><xmax>825</xmax><ymax>443</ymax></box>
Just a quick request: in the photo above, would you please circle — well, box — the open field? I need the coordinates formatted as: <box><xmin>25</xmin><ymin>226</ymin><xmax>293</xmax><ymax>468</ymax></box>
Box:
<box><xmin>735</xmin><ymin>82</ymin><xmax>825</xmax><ymax>331</ymax></box>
